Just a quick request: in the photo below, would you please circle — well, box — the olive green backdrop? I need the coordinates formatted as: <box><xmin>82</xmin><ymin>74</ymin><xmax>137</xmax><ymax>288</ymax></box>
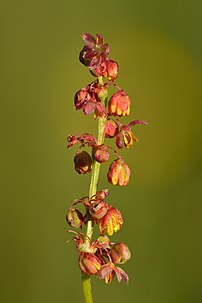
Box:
<box><xmin>1</xmin><ymin>0</ymin><xmax>201</xmax><ymax>302</ymax></box>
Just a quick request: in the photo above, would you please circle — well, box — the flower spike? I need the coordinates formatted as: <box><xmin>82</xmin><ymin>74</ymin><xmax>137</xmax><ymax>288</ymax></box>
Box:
<box><xmin>66</xmin><ymin>33</ymin><xmax>147</xmax><ymax>299</ymax></box>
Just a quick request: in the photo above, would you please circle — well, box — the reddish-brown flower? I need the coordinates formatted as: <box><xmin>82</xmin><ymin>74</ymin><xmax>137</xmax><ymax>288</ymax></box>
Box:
<box><xmin>110</xmin><ymin>242</ymin><xmax>131</xmax><ymax>264</ymax></box>
<box><xmin>99</xmin><ymin>206</ymin><xmax>123</xmax><ymax>236</ymax></box>
<box><xmin>104</xmin><ymin>120</ymin><xmax>119</xmax><ymax>138</ymax></box>
<box><xmin>108</xmin><ymin>90</ymin><xmax>131</xmax><ymax>117</ymax></box>
<box><xmin>74</xmin><ymin>81</ymin><xmax>107</xmax><ymax>117</ymax></box>
<box><xmin>103</xmin><ymin>59</ymin><xmax>119</xmax><ymax>81</ymax></box>
<box><xmin>74</xmin><ymin>151</ymin><xmax>92</xmax><ymax>174</ymax></box>
<box><xmin>115</xmin><ymin>120</ymin><xmax>148</xmax><ymax>149</ymax></box>
<box><xmin>97</xmin><ymin>262</ymin><xmax>129</xmax><ymax>284</ymax></box>
<box><xmin>116</xmin><ymin>125</ymin><xmax>138</xmax><ymax>149</ymax></box>
<box><xmin>74</xmin><ymin>88</ymin><xmax>91</xmax><ymax>110</ymax></box>
<box><xmin>67</xmin><ymin>133</ymin><xmax>97</xmax><ymax>149</ymax></box>
<box><xmin>93</xmin><ymin>145</ymin><xmax>109</xmax><ymax>163</ymax></box>
<box><xmin>78</xmin><ymin>252</ymin><xmax>101</xmax><ymax>275</ymax></box>
<box><xmin>89</xmin><ymin>200</ymin><xmax>109</xmax><ymax>220</ymax></box>
<box><xmin>107</xmin><ymin>158</ymin><xmax>130</xmax><ymax>186</ymax></box>
<box><xmin>79</xmin><ymin>33</ymin><xmax>110</xmax><ymax>76</ymax></box>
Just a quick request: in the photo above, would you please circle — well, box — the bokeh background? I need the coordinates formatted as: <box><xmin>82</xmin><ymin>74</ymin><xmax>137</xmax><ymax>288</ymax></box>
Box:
<box><xmin>1</xmin><ymin>0</ymin><xmax>201</xmax><ymax>302</ymax></box>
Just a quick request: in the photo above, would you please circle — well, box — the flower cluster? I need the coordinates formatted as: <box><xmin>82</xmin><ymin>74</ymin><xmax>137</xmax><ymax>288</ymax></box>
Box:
<box><xmin>67</xmin><ymin>189</ymin><xmax>130</xmax><ymax>284</ymax></box>
<box><xmin>79</xmin><ymin>33</ymin><xmax>118</xmax><ymax>80</ymax></box>
<box><xmin>66</xmin><ymin>33</ymin><xmax>147</xmax><ymax>287</ymax></box>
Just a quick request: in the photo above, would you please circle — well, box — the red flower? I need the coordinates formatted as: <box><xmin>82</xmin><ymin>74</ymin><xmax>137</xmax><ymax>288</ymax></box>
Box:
<box><xmin>108</xmin><ymin>90</ymin><xmax>131</xmax><ymax>117</ymax></box>
<box><xmin>67</xmin><ymin>133</ymin><xmax>97</xmax><ymax>149</ymax></box>
<box><xmin>103</xmin><ymin>59</ymin><xmax>119</xmax><ymax>81</ymax></box>
<box><xmin>93</xmin><ymin>145</ymin><xmax>109</xmax><ymax>163</ymax></box>
<box><xmin>78</xmin><ymin>252</ymin><xmax>101</xmax><ymax>275</ymax></box>
<box><xmin>97</xmin><ymin>262</ymin><xmax>129</xmax><ymax>284</ymax></box>
<box><xmin>98</xmin><ymin>206</ymin><xmax>123</xmax><ymax>236</ymax></box>
<box><xmin>104</xmin><ymin>120</ymin><xmax>119</xmax><ymax>138</ymax></box>
<box><xmin>110</xmin><ymin>242</ymin><xmax>131</xmax><ymax>264</ymax></box>
<box><xmin>116</xmin><ymin>120</ymin><xmax>148</xmax><ymax>149</ymax></box>
<box><xmin>74</xmin><ymin>88</ymin><xmax>91</xmax><ymax>110</ymax></box>
<box><xmin>74</xmin><ymin>81</ymin><xmax>107</xmax><ymax>117</ymax></box>
<box><xmin>107</xmin><ymin>158</ymin><xmax>130</xmax><ymax>186</ymax></box>
<box><xmin>79</xmin><ymin>33</ymin><xmax>110</xmax><ymax>76</ymax></box>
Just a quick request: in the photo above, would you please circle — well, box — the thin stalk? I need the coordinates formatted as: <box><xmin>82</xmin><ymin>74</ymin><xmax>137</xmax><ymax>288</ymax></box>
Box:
<box><xmin>82</xmin><ymin>273</ymin><xmax>94</xmax><ymax>303</ymax></box>
<box><xmin>81</xmin><ymin>76</ymin><xmax>107</xmax><ymax>303</ymax></box>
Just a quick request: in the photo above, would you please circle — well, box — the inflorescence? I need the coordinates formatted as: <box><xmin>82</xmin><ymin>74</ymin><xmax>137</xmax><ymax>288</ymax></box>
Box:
<box><xmin>66</xmin><ymin>33</ymin><xmax>147</xmax><ymax>285</ymax></box>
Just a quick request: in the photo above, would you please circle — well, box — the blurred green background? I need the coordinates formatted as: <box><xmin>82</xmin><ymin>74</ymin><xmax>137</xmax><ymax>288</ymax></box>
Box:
<box><xmin>1</xmin><ymin>0</ymin><xmax>201</xmax><ymax>302</ymax></box>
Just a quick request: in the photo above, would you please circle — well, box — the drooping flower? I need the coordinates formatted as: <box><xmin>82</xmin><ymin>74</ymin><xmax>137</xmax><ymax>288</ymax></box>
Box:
<box><xmin>97</xmin><ymin>262</ymin><xmax>129</xmax><ymax>284</ymax></box>
<box><xmin>74</xmin><ymin>88</ymin><xmax>91</xmax><ymax>110</ymax></box>
<box><xmin>104</xmin><ymin>120</ymin><xmax>119</xmax><ymax>138</ymax></box>
<box><xmin>116</xmin><ymin>125</ymin><xmax>138</xmax><ymax>149</ymax></box>
<box><xmin>110</xmin><ymin>242</ymin><xmax>131</xmax><ymax>264</ymax></box>
<box><xmin>99</xmin><ymin>206</ymin><xmax>123</xmax><ymax>236</ymax></box>
<box><xmin>108</xmin><ymin>90</ymin><xmax>131</xmax><ymax>116</ymax></box>
<box><xmin>78</xmin><ymin>252</ymin><xmax>101</xmax><ymax>275</ymax></box>
<box><xmin>103</xmin><ymin>59</ymin><xmax>119</xmax><ymax>81</ymax></box>
<box><xmin>74</xmin><ymin>151</ymin><xmax>92</xmax><ymax>174</ymax></box>
<box><xmin>115</xmin><ymin>120</ymin><xmax>148</xmax><ymax>149</ymax></box>
<box><xmin>93</xmin><ymin>145</ymin><xmax>109</xmax><ymax>163</ymax></box>
<box><xmin>107</xmin><ymin>158</ymin><xmax>130</xmax><ymax>186</ymax></box>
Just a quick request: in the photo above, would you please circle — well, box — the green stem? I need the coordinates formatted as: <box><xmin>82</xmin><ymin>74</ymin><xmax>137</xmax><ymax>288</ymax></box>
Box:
<box><xmin>81</xmin><ymin>76</ymin><xmax>107</xmax><ymax>303</ymax></box>
<box><xmin>82</xmin><ymin>273</ymin><xmax>94</xmax><ymax>303</ymax></box>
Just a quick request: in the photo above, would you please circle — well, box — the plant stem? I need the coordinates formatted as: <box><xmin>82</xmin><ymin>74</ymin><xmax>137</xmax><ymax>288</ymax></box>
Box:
<box><xmin>81</xmin><ymin>76</ymin><xmax>107</xmax><ymax>303</ymax></box>
<box><xmin>82</xmin><ymin>273</ymin><xmax>94</xmax><ymax>303</ymax></box>
<box><xmin>87</xmin><ymin>114</ymin><xmax>107</xmax><ymax>239</ymax></box>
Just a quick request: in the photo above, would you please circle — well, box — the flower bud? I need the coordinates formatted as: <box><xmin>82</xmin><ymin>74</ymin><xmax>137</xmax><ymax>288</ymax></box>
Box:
<box><xmin>66</xmin><ymin>207</ymin><xmax>84</xmax><ymax>228</ymax></box>
<box><xmin>107</xmin><ymin>158</ymin><xmax>130</xmax><ymax>186</ymax></box>
<box><xmin>108</xmin><ymin>90</ymin><xmax>131</xmax><ymax>116</ymax></box>
<box><xmin>74</xmin><ymin>151</ymin><xmax>92</xmax><ymax>174</ymax></box>
<box><xmin>99</xmin><ymin>206</ymin><xmax>123</xmax><ymax>236</ymax></box>
<box><xmin>104</xmin><ymin>120</ymin><xmax>119</xmax><ymax>138</ymax></box>
<box><xmin>103</xmin><ymin>59</ymin><xmax>119</xmax><ymax>81</ymax></box>
<box><xmin>93</xmin><ymin>145</ymin><xmax>109</xmax><ymax>163</ymax></box>
<box><xmin>89</xmin><ymin>201</ymin><xmax>109</xmax><ymax>219</ymax></box>
<box><xmin>110</xmin><ymin>242</ymin><xmax>131</xmax><ymax>264</ymax></box>
<box><xmin>78</xmin><ymin>252</ymin><xmax>101</xmax><ymax>275</ymax></box>
<box><xmin>95</xmin><ymin>188</ymin><xmax>109</xmax><ymax>200</ymax></box>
